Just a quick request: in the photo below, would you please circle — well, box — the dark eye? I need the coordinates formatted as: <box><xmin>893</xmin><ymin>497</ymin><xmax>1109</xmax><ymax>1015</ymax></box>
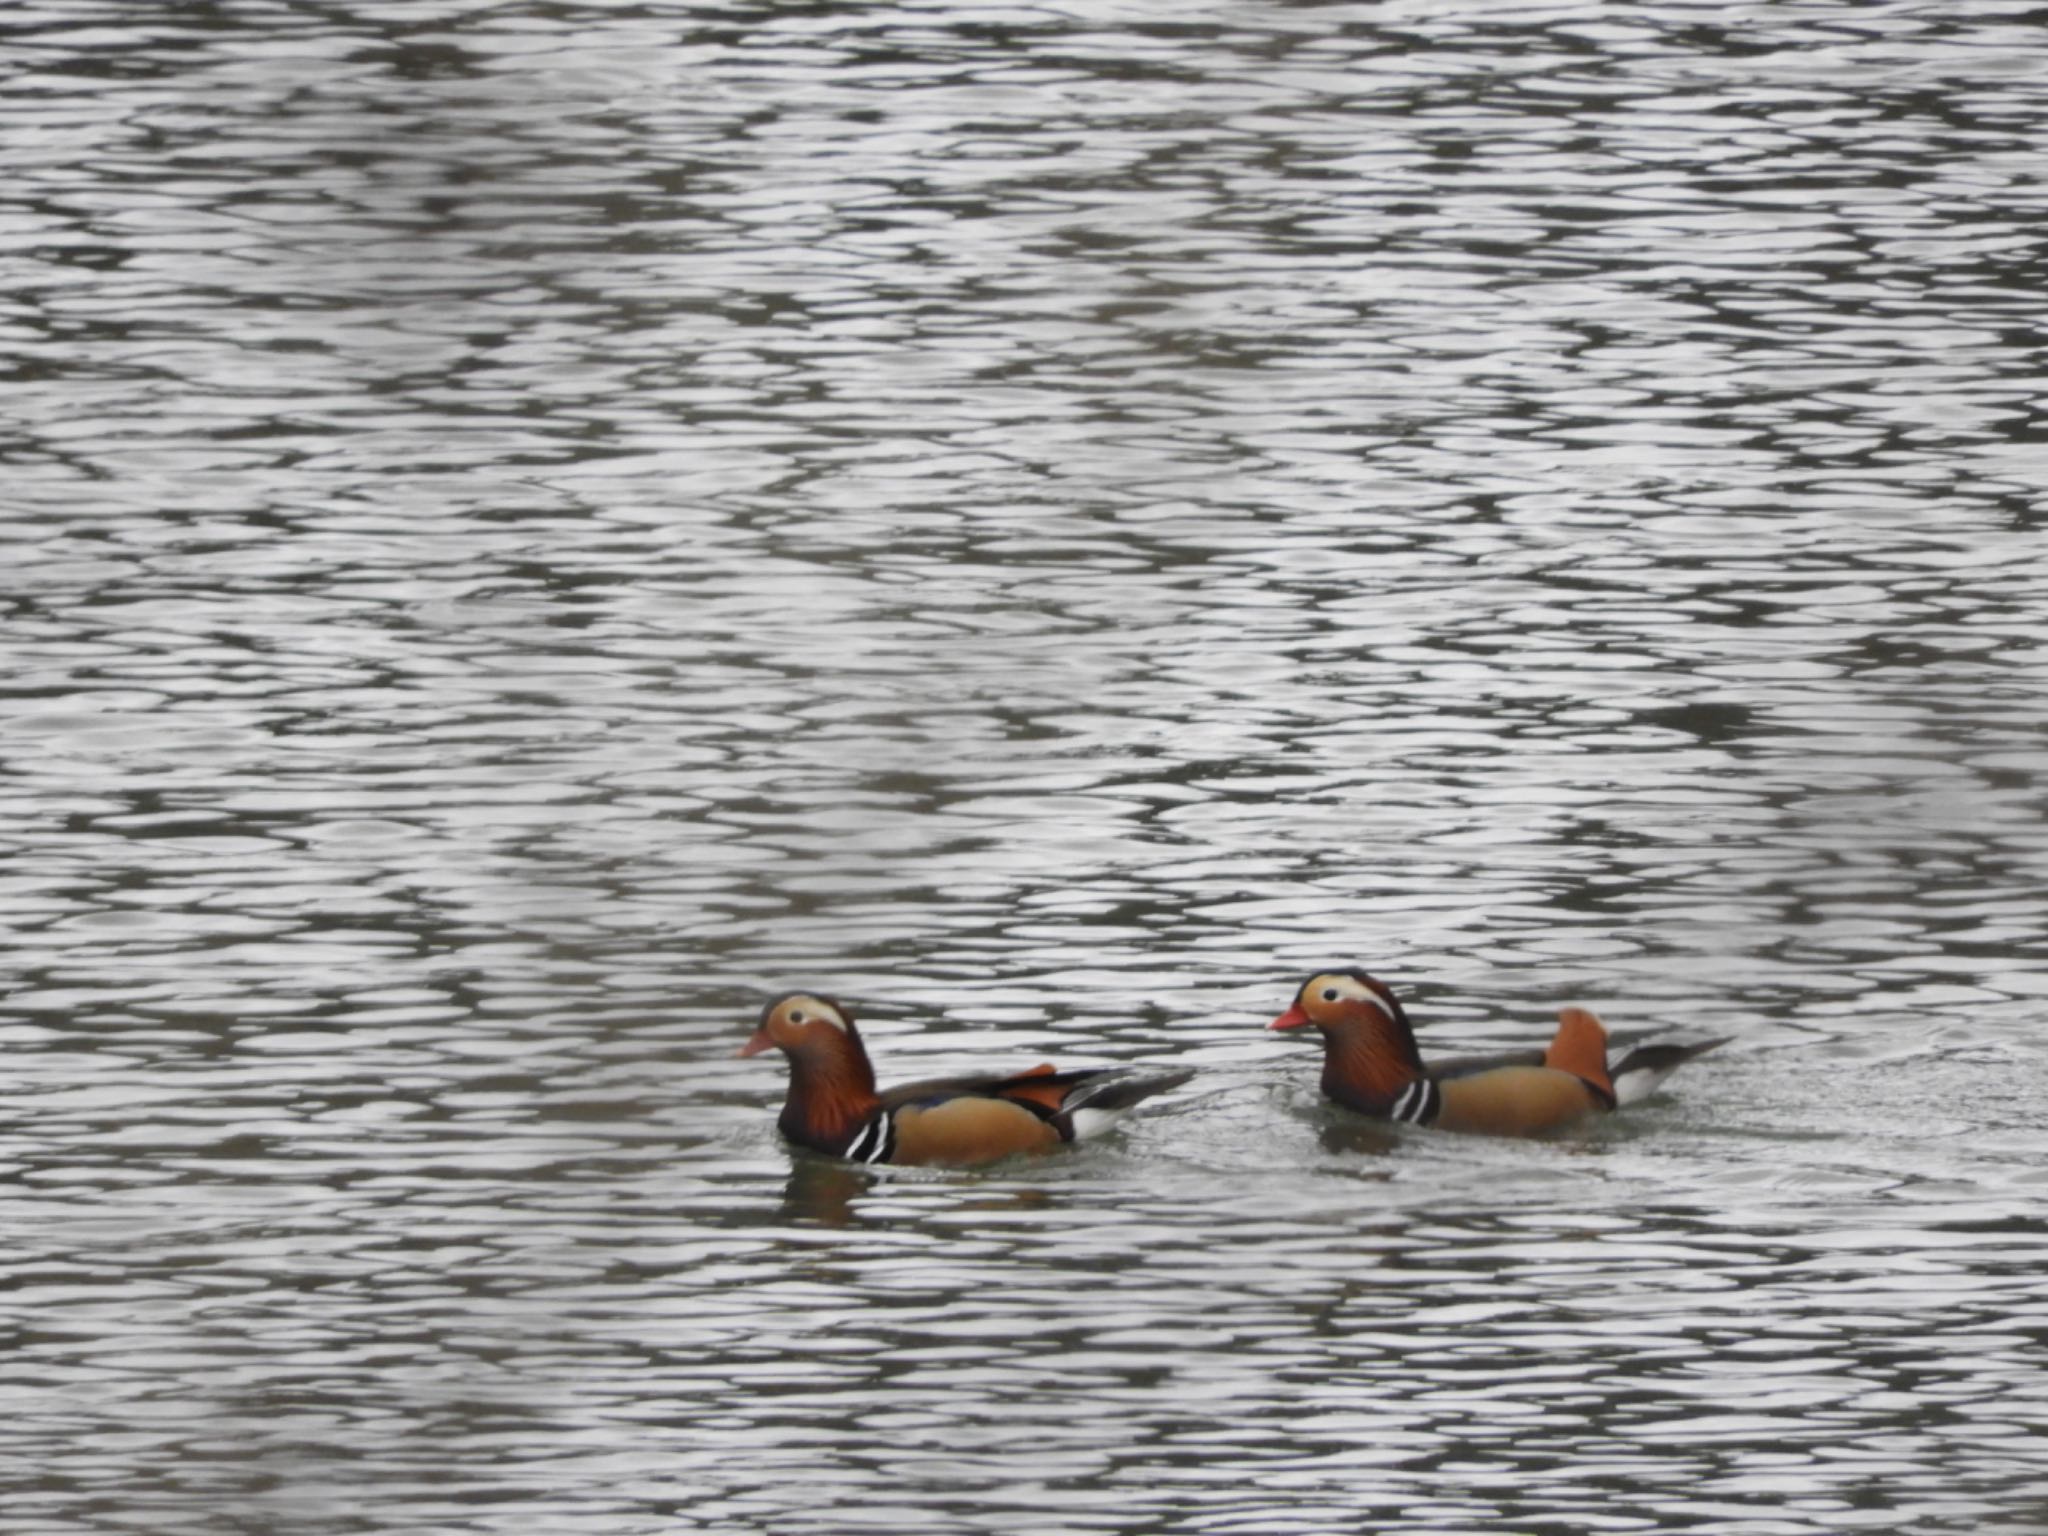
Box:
<box><xmin>1321</xmin><ymin>988</ymin><xmax>1339</xmax><ymax>1002</ymax></box>
<box><xmin>789</xmin><ymin>1009</ymin><xmax>806</xmax><ymax>1024</ymax></box>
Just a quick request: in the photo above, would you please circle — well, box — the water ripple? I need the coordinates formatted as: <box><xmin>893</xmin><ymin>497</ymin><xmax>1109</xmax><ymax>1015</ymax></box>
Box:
<box><xmin>6</xmin><ymin>1</ymin><xmax>2048</xmax><ymax>1532</ymax></box>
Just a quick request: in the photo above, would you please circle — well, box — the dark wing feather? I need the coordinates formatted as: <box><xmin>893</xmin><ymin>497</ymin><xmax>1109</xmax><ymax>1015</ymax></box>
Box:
<box><xmin>1610</xmin><ymin>1035</ymin><xmax>1730</xmax><ymax>1080</ymax></box>
<box><xmin>1427</xmin><ymin>1047</ymin><xmax>1547</xmax><ymax>1082</ymax></box>
<box><xmin>1431</xmin><ymin>1034</ymin><xmax>1730</xmax><ymax>1086</ymax></box>
<box><xmin>1056</xmin><ymin>1067</ymin><xmax>1196</xmax><ymax>1113</ymax></box>
<box><xmin>879</xmin><ymin>1064</ymin><xmax>1194</xmax><ymax>1124</ymax></box>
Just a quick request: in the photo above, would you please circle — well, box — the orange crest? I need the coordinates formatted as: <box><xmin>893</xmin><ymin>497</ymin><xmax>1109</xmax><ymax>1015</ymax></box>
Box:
<box><xmin>1545</xmin><ymin>1007</ymin><xmax>1613</xmax><ymax>1099</ymax></box>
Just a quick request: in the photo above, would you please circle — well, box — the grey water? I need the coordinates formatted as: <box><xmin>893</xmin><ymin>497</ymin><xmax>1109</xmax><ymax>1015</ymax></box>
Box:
<box><xmin>3</xmin><ymin>2</ymin><xmax>2047</xmax><ymax>1532</ymax></box>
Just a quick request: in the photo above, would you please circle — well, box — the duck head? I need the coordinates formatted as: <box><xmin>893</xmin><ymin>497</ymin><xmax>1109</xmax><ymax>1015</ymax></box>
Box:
<box><xmin>737</xmin><ymin>991</ymin><xmax>880</xmax><ymax>1148</ymax></box>
<box><xmin>738</xmin><ymin>991</ymin><xmax>862</xmax><ymax>1059</ymax></box>
<box><xmin>1269</xmin><ymin>970</ymin><xmax>1426</xmax><ymax>1113</ymax></box>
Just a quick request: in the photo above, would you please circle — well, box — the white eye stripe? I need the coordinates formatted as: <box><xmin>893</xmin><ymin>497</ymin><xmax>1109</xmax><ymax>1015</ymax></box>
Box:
<box><xmin>1319</xmin><ymin>977</ymin><xmax>1396</xmax><ymax>1023</ymax></box>
<box><xmin>787</xmin><ymin>997</ymin><xmax>848</xmax><ymax>1032</ymax></box>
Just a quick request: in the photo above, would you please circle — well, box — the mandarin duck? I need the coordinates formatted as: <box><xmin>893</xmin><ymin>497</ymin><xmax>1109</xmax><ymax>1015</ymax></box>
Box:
<box><xmin>1269</xmin><ymin>970</ymin><xmax>1725</xmax><ymax>1136</ymax></box>
<box><xmin>738</xmin><ymin>991</ymin><xmax>1194</xmax><ymax>1167</ymax></box>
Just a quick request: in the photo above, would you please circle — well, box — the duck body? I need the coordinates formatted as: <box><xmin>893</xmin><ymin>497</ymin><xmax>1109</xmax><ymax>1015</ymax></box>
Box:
<box><xmin>1270</xmin><ymin>971</ymin><xmax>1724</xmax><ymax>1137</ymax></box>
<box><xmin>739</xmin><ymin>992</ymin><xmax>1192</xmax><ymax>1167</ymax></box>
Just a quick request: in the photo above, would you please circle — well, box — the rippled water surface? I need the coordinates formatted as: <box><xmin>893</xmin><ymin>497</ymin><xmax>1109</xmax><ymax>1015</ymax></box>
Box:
<box><xmin>5</xmin><ymin>2</ymin><xmax>2047</xmax><ymax>1532</ymax></box>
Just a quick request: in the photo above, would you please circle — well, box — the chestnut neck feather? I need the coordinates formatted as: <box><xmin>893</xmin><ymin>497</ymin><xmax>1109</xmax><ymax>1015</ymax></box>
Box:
<box><xmin>778</xmin><ymin>1030</ymin><xmax>882</xmax><ymax>1151</ymax></box>
<box><xmin>1321</xmin><ymin>1018</ymin><xmax>1426</xmax><ymax>1115</ymax></box>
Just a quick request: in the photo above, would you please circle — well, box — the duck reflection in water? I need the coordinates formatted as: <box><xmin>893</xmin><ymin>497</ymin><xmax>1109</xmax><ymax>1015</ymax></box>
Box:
<box><xmin>780</xmin><ymin>1155</ymin><xmax>872</xmax><ymax>1227</ymax></box>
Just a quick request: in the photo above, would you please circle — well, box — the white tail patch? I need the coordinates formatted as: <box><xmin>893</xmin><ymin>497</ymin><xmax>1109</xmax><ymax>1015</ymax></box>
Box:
<box><xmin>1060</xmin><ymin>1074</ymin><xmax>1133</xmax><ymax>1141</ymax></box>
<box><xmin>1064</xmin><ymin>1105</ymin><xmax>1134</xmax><ymax>1141</ymax></box>
<box><xmin>1607</xmin><ymin>1036</ymin><xmax>1728</xmax><ymax>1107</ymax></box>
<box><xmin>1061</xmin><ymin>1068</ymin><xmax>1194</xmax><ymax>1140</ymax></box>
<box><xmin>1612</xmin><ymin>1061</ymin><xmax>1679</xmax><ymax>1107</ymax></box>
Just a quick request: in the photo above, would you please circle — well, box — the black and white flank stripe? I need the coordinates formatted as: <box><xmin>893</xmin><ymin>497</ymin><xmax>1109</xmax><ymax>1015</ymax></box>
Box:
<box><xmin>843</xmin><ymin>1113</ymin><xmax>897</xmax><ymax>1165</ymax></box>
<box><xmin>1390</xmin><ymin>1079</ymin><xmax>1442</xmax><ymax>1126</ymax></box>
